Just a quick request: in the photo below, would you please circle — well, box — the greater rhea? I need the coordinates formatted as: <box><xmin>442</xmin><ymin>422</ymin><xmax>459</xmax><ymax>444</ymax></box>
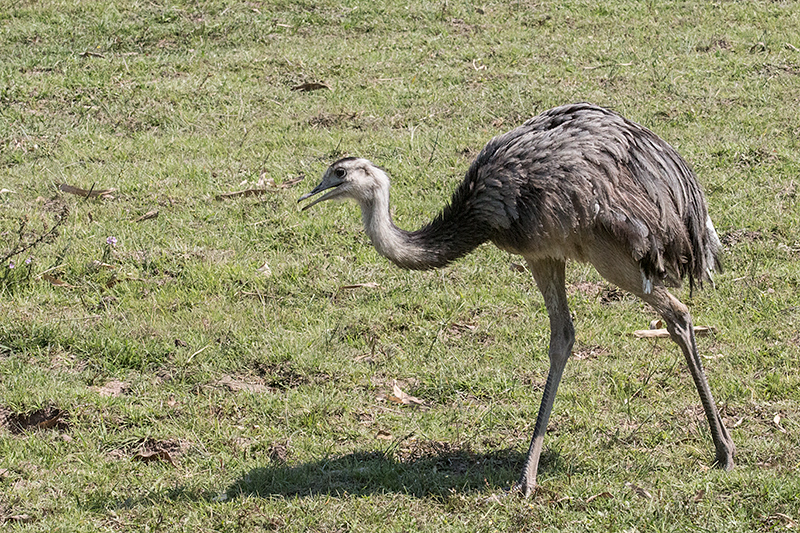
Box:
<box><xmin>299</xmin><ymin>102</ymin><xmax>734</xmax><ymax>497</ymax></box>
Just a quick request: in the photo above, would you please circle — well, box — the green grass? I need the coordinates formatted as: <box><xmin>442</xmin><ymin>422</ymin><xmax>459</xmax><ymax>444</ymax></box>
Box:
<box><xmin>1</xmin><ymin>0</ymin><xmax>799</xmax><ymax>531</ymax></box>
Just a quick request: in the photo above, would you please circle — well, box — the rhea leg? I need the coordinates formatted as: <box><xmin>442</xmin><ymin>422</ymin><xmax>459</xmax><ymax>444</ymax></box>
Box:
<box><xmin>642</xmin><ymin>287</ymin><xmax>735</xmax><ymax>470</ymax></box>
<box><xmin>515</xmin><ymin>258</ymin><xmax>575</xmax><ymax>498</ymax></box>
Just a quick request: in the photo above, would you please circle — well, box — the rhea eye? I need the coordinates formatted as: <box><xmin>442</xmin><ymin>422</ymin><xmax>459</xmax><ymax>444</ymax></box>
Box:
<box><xmin>334</xmin><ymin>167</ymin><xmax>346</xmax><ymax>179</ymax></box>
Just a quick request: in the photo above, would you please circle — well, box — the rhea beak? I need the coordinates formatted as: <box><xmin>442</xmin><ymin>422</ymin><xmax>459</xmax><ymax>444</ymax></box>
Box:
<box><xmin>298</xmin><ymin>172</ymin><xmax>344</xmax><ymax>211</ymax></box>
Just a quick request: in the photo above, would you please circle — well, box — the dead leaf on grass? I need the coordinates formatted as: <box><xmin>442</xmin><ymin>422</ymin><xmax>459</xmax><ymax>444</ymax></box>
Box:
<box><xmin>339</xmin><ymin>282</ymin><xmax>380</xmax><ymax>291</ymax></box>
<box><xmin>39</xmin><ymin>273</ymin><xmax>75</xmax><ymax>288</ymax></box>
<box><xmin>586</xmin><ymin>491</ymin><xmax>614</xmax><ymax>503</ymax></box>
<box><xmin>88</xmin><ymin>260</ymin><xmax>115</xmax><ymax>270</ymax></box>
<box><xmin>215</xmin><ymin>188</ymin><xmax>269</xmax><ymax>200</ymax></box>
<box><xmin>277</xmin><ymin>175</ymin><xmax>304</xmax><ymax>188</ymax></box>
<box><xmin>133</xmin><ymin>210</ymin><xmax>159</xmax><ymax>222</ymax></box>
<box><xmin>92</xmin><ymin>380</ymin><xmax>129</xmax><ymax>397</ymax></box>
<box><xmin>774</xmin><ymin>413</ymin><xmax>787</xmax><ymax>433</ymax></box>
<box><xmin>291</xmin><ymin>82</ymin><xmax>330</xmax><ymax>92</ymax></box>
<box><xmin>354</xmin><ymin>352</ymin><xmax>378</xmax><ymax>363</ymax></box>
<box><xmin>721</xmin><ymin>228</ymin><xmax>764</xmax><ymax>246</ymax></box>
<box><xmin>388</xmin><ymin>381</ymin><xmax>426</xmax><ymax>408</ymax></box>
<box><xmin>105</xmin><ymin>276</ymin><xmax>125</xmax><ymax>289</ymax></box>
<box><xmin>262</xmin><ymin>175</ymin><xmax>304</xmax><ymax>189</ymax></box>
<box><xmin>625</xmin><ymin>482</ymin><xmax>653</xmax><ymax>499</ymax></box>
<box><xmin>257</xmin><ymin>262</ymin><xmax>272</xmax><ymax>277</ymax></box>
<box><xmin>133</xmin><ymin>449</ymin><xmax>176</xmax><ymax>467</ymax></box>
<box><xmin>632</xmin><ymin>326</ymin><xmax>715</xmax><ymax>338</ymax></box>
<box><xmin>232</xmin><ymin>436</ymin><xmax>252</xmax><ymax>451</ymax></box>
<box><xmin>769</xmin><ymin>513</ymin><xmax>797</xmax><ymax>529</ymax></box>
<box><xmin>376</xmin><ymin>429</ymin><xmax>393</xmax><ymax>441</ymax></box>
<box><xmin>58</xmin><ymin>183</ymin><xmax>116</xmax><ymax>200</ymax></box>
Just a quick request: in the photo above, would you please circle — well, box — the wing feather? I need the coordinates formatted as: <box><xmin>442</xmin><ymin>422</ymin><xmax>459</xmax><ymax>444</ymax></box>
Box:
<box><xmin>445</xmin><ymin>103</ymin><xmax>720</xmax><ymax>288</ymax></box>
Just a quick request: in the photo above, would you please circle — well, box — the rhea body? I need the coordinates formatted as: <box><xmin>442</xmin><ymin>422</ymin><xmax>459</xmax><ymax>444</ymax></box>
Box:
<box><xmin>299</xmin><ymin>103</ymin><xmax>734</xmax><ymax>497</ymax></box>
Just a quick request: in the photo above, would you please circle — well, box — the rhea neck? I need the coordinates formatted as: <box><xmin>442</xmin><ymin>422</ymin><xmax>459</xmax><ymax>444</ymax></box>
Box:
<box><xmin>338</xmin><ymin>161</ymin><xmax>489</xmax><ymax>270</ymax></box>
<box><xmin>356</xmin><ymin>176</ymin><xmax>423</xmax><ymax>269</ymax></box>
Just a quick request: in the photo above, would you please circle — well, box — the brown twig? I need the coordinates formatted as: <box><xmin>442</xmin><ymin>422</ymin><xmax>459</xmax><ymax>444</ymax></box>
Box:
<box><xmin>0</xmin><ymin>210</ymin><xmax>67</xmax><ymax>265</ymax></box>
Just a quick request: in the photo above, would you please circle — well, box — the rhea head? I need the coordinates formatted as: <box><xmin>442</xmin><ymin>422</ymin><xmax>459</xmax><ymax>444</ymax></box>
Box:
<box><xmin>298</xmin><ymin>157</ymin><xmax>389</xmax><ymax>211</ymax></box>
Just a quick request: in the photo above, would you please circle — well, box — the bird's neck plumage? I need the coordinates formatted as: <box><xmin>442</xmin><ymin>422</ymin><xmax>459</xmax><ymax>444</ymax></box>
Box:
<box><xmin>357</xmin><ymin>180</ymin><xmax>489</xmax><ymax>270</ymax></box>
<box><xmin>358</xmin><ymin>191</ymin><xmax>412</xmax><ymax>267</ymax></box>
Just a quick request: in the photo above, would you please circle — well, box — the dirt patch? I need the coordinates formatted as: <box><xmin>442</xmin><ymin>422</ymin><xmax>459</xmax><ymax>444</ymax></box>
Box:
<box><xmin>108</xmin><ymin>437</ymin><xmax>189</xmax><ymax>467</ymax></box>
<box><xmin>441</xmin><ymin>321</ymin><xmax>481</xmax><ymax>345</ymax></box>
<box><xmin>720</xmin><ymin>229</ymin><xmax>764</xmax><ymax>247</ymax></box>
<box><xmin>212</xmin><ymin>361</ymin><xmax>331</xmax><ymax>394</ymax></box>
<box><xmin>516</xmin><ymin>372</ymin><xmax>545</xmax><ymax>391</ymax></box>
<box><xmin>789</xmin><ymin>332</ymin><xmax>800</xmax><ymax>347</ymax></box>
<box><xmin>573</xmin><ymin>344</ymin><xmax>608</xmax><ymax>360</ymax></box>
<box><xmin>268</xmin><ymin>442</ymin><xmax>290</xmax><ymax>464</ymax></box>
<box><xmin>308</xmin><ymin>112</ymin><xmax>363</xmax><ymax>129</ymax></box>
<box><xmin>254</xmin><ymin>361</ymin><xmax>330</xmax><ymax>390</ymax></box>
<box><xmin>569</xmin><ymin>281</ymin><xmax>605</xmax><ymax>298</ymax></box>
<box><xmin>216</xmin><ymin>375</ymin><xmax>268</xmax><ymax>393</ymax></box>
<box><xmin>396</xmin><ymin>439</ymin><xmax>519</xmax><ymax>476</ymax></box>
<box><xmin>91</xmin><ymin>380</ymin><xmax>129</xmax><ymax>397</ymax></box>
<box><xmin>736</xmin><ymin>146</ymin><xmax>781</xmax><ymax>168</ymax></box>
<box><xmin>449</xmin><ymin>18</ymin><xmax>480</xmax><ymax>35</ymax></box>
<box><xmin>397</xmin><ymin>440</ymin><xmax>472</xmax><ymax>474</ymax></box>
<box><xmin>696</xmin><ymin>37</ymin><xmax>732</xmax><ymax>53</ymax></box>
<box><xmin>1</xmin><ymin>406</ymin><xmax>69</xmax><ymax>434</ymax></box>
<box><xmin>257</xmin><ymin>361</ymin><xmax>307</xmax><ymax>390</ymax></box>
<box><xmin>599</xmin><ymin>286</ymin><xmax>626</xmax><ymax>304</ymax></box>
<box><xmin>569</xmin><ymin>281</ymin><xmax>627</xmax><ymax>304</ymax></box>
<box><xmin>132</xmin><ymin>438</ymin><xmax>188</xmax><ymax>466</ymax></box>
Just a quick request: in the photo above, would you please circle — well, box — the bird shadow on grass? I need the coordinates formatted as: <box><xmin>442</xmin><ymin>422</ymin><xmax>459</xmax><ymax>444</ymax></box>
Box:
<box><xmin>226</xmin><ymin>442</ymin><xmax>564</xmax><ymax>500</ymax></box>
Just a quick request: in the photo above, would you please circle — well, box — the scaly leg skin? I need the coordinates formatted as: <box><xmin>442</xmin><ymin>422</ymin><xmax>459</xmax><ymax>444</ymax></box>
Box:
<box><xmin>643</xmin><ymin>287</ymin><xmax>735</xmax><ymax>470</ymax></box>
<box><xmin>514</xmin><ymin>258</ymin><xmax>575</xmax><ymax>498</ymax></box>
<box><xmin>514</xmin><ymin>377</ymin><xmax>561</xmax><ymax>498</ymax></box>
<box><xmin>508</xmin><ymin>265</ymin><xmax>733</xmax><ymax>501</ymax></box>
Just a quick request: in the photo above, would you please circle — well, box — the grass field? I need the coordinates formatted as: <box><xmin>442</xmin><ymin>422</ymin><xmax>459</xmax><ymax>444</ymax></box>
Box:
<box><xmin>1</xmin><ymin>0</ymin><xmax>799</xmax><ymax>531</ymax></box>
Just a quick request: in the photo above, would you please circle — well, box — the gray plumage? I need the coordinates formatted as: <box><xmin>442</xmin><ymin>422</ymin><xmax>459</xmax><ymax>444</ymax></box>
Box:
<box><xmin>299</xmin><ymin>102</ymin><xmax>734</xmax><ymax>497</ymax></box>
<box><xmin>382</xmin><ymin>104</ymin><xmax>721</xmax><ymax>288</ymax></box>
